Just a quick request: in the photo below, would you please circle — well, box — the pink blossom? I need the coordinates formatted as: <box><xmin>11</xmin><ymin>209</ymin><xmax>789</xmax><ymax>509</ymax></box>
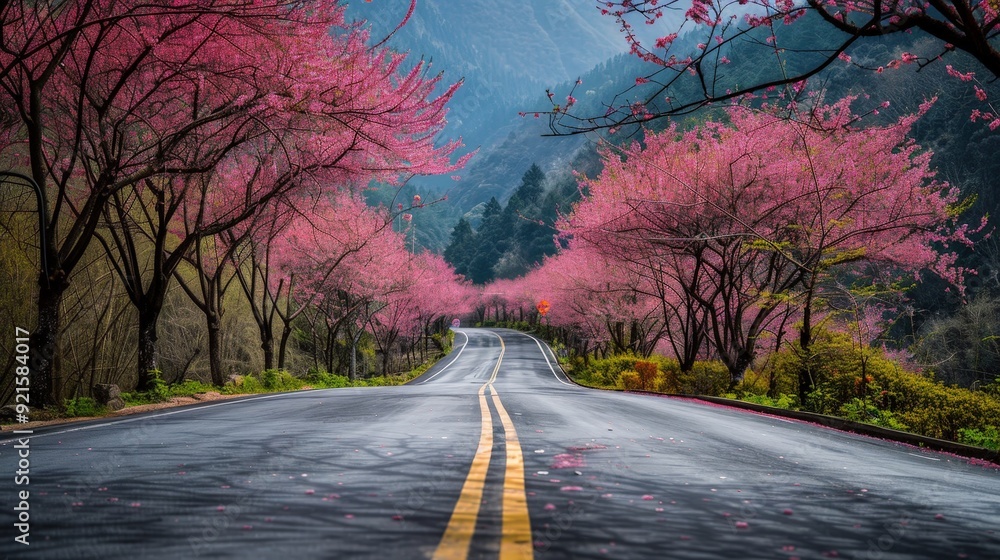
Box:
<box><xmin>946</xmin><ymin>65</ymin><xmax>975</xmax><ymax>82</ymax></box>
<box><xmin>655</xmin><ymin>33</ymin><xmax>678</xmax><ymax>49</ymax></box>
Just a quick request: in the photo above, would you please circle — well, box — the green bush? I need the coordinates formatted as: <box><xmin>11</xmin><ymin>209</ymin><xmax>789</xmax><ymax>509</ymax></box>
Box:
<box><xmin>146</xmin><ymin>369</ymin><xmax>171</xmax><ymax>403</ymax></box>
<box><xmin>252</xmin><ymin>369</ymin><xmax>304</xmax><ymax>391</ymax></box>
<box><xmin>838</xmin><ymin>398</ymin><xmax>909</xmax><ymax>431</ymax></box>
<box><xmin>732</xmin><ymin>393</ymin><xmax>797</xmax><ymax>410</ymax></box>
<box><xmin>306</xmin><ymin>370</ymin><xmax>350</xmax><ymax>388</ymax></box>
<box><xmin>63</xmin><ymin>397</ymin><xmax>106</xmax><ymax>417</ymax></box>
<box><xmin>957</xmin><ymin>426</ymin><xmax>1000</xmax><ymax>450</ymax></box>
<box><xmin>168</xmin><ymin>380</ymin><xmax>216</xmax><ymax>397</ymax></box>
<box><xmin>582</xmin><ymin>354</ymin><xmax>643</xmax><ymax>387</ymax></box>
<box><xmin>886</xmin><ymin>373</ymin><xmax>1000</xmax><ymax>440</ymax></box>
<box><xmin>432</xmin><ymin>330</ymin><xmax>456</xmax><ymax>354</ymax></box>
<box><xmin>677</xmin><ymin>361</ymin><xmax>730</xmax><ymax>396</ymax></box>
<box><xmin>121</xmin><ymin>370</ymin><xmax>171</xmax><ymax>405</ymax></box>
<box><xmin>223</xmin><ymin>375</ymin><xmax>264</xmax><ymax>394</ymax></box>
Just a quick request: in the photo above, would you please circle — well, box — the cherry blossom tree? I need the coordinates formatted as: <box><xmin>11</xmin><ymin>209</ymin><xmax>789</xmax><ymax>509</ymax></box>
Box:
<box><xmin>565</xmin><ymin>99</ymin><xmax>980</xmax><ymax>388</ymax></box>
<box><xmin>264</xmin><ymin>190</ymin><xmax>445</xmax><ymax>380</ymax></box>
<box><xmin>1</xmin><ymin>0</ymin><xmax>345</xmax><ymax>402</ymax></box>
<box><xmin>0</xmin><ymin>0</ymin><xmax>469</xmax><ymax>399</ymax></box>
<box><xmin>365</xmin><ymin>251</ymin><xmax>474</xmax><ymax>374</ymax></box>
<box><xmin>404</xmin><ymin>252</ymin><xmax>477</xmax><ymax>361</ymax></box>
<box><xmin>517</xmin><ymin>246</ymin><xmax>665</xmax><ymax>359</ymax></box>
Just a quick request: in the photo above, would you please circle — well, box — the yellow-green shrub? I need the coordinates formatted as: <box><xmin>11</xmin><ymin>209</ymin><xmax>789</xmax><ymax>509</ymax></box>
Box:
<box><xmin>759</xmin><ymin>329</ymin><xmax>1000</xmax><ymax>441</ymax></box>
<box><xmin>677</xmin><ymin>361</ymin><xmax>730</xmax><ymax>396</ymax></box>
<box><xmin>618</xmin><ymin>370</ymin><xmax>642</xmax><ymax>391</ymax></box>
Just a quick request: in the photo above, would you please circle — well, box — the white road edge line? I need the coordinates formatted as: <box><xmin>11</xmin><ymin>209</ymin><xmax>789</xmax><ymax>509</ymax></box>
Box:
<box><xmin>519</xmin><ymin>331</ymin><xmax>575</xmax><ymax>386</ymax></box>
<box><xmin>907</xmin><ymin>453</ymin><xmax>942</xmax><ymax>461</ymax></box>
<box><xmin>417</xmin><ymin>329</ymin><xmax>470</xmax><ymax>384</ymax></box>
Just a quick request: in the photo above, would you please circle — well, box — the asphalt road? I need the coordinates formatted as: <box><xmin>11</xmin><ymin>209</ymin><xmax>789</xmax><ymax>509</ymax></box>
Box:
<box><xmin>2</xmin><ymin>328</ymin><xmax>998</xmax><ymax>559</ymax></box>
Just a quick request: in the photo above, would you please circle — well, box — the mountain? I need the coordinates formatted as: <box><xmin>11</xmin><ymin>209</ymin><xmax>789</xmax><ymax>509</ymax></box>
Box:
<box><xmin>343</xmin><ymin>1</ymin><xmax>670</xmax><ymax>197</ymax></box>
<box><xmin>345</xmin><ymin>0</ymin><xmax>630</xmax><ymax>99</ymax></box>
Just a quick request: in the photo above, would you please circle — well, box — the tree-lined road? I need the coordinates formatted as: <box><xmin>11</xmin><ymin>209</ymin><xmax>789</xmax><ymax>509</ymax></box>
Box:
<box><xmin>3</xmin><ymin>328</ymin><xmax>999</xmax><ymax>559</ymax></box>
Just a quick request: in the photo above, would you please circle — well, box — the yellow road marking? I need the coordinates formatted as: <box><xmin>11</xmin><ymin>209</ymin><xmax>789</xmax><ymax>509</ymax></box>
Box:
<box><xmin>433</xmin><ymin>384</ymin><xmax>494</xmax><ymax>560</ymax></box>
<box><xmin>487</xmin><ymin>333</ymin><xmax>504</xmax><ymax>384</ymax></box>
<box><xmin>433</xmin><ymin>331</ymin><xmax>533</xmax><ymax>560</ymax></box>
<box><xmin>491</xmin><ymin>390</ymin><xmax>533</xmax><ymax>559</ymax></box>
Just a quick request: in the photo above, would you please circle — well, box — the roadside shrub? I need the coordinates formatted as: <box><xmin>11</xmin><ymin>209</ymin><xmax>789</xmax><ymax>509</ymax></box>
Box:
<box><xmin>307</xmin><ymin>370</ymin><xmax>350</xmax><ymax>388</ymax></box>
<box><xmin>758</xmin><ymin>328</ymin><xmax>1000</xmax><ymax>441</ymax></box>
<box><xmin>618</xmin><ymin>370</ymin><xmax>642</xmax><ymax>391</ymax></box>
<box><xmin>432</xmin><ymin>330</ymin><xmax>456</xmax><ymax>353</ymax></box>
<box><xmin>169</xmin><ymin>380</ymin><xmax>216</xmax><ymax>397</ymax></box>
<box><xmin>677</xmin><ymin>361</ymin><xmax>730</xmax><ymax>396</ymax></box>
<box><xmin>886</xmin><ymin>374</ymin><xmax>1000</xmax><ymax>440</ymax></box>
<box><xmin>635</xmin><ymin>361</ymin><xmax>657</xmax><ymax>391</ymax></box>
<box><xmin>957</xmin><ymin>426</ymin><xmax>1000</xmax><ymax>450</ymax></box>
<box><xmin>733</xmin><ymin>393</ymin><xmax>797</xmax><ymax>410</ymax></box>
<box><xmin>224</xmin><ymin>375</ymin><xmax>264</xmax><ymax>394</ymax></box>
<box><xmin>838</xmin><ymin>398</ymin><xmax>909</xmax><ymax>431</ymax></box>
<box><xmin>258</xmin><ymin>369</ymin><xmax>303</xmax><ymax>391</ymax></box>
<box><xmin>63</xmin><ymin>397</ymin><xmax>106</xmax><ymax>417</ymax></box>
<box><xmin>121</xmin><ymin>370</ymin><xmax>171</xmax><ymax>405</ymax></box>
<box><xmin>146</xmin><ymin>369</ymin><xmax>171</xmax><ymax>403</ymax></box>
<box><xmin>583</xmin><ymin>354</ymin><xmax>642</xmax><ymax>386</ymax></box>
<box><xmin>734</xmin><ymin>371</ymin><xmax>769</xmax><ymax>397</ymax></box>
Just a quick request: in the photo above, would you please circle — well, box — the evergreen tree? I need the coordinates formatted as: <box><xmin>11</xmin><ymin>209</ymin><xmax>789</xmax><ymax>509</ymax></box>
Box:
<box><xmin>443</xmin><ymin>217</ymin><xmax>475</xmax><ymax>277</ymax></box>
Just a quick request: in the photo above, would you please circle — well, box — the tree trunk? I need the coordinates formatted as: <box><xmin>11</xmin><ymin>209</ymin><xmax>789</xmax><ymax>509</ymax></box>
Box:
<box><xmin>798</xmin><ymin>286</ymin><xmax>815</xmax><ymax>404</ymax></box>
<box><xmin>325</xmin><ymin>323</ymin><xmax>336</xmax><ymax>374</ymax></box>
<box><xmin>260</xmin><ymin>323</ymin><xmax>275</xmax><ymax>371</ymax></box>
<box><xmin>349</xmin><ymin>331</ymin><xmax>358</xmax><ymax>382</ymax></box>
<box><xmin>30</xmin><ymin>282</ymin><xmax>65</xmax><ymax>408</ymax></box>
<box><xmin>277</xmin><ymin>323</ymin><xmax>292</xmax><ymax>370</ymax></box>
<box><xmin>207</xmin><ymin>313</ymin><xmax>225</xmax><ymax>386</ymax></box>
<box><xmin>726</xmin><ymin>350</ymin><xmax>755</xmax><ymax>390</ymax></box>
<box><xmin>136</xmin><ymin>307</ymin><xmax>161</xmax><ymax>391</ymax></box>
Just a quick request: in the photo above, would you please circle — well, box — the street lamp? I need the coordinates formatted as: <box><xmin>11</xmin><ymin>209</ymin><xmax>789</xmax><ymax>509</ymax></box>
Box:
<box><xmin>0</xmin><ymin>171</ymin><xmax>51</xmax><ymax>288</ymax></box>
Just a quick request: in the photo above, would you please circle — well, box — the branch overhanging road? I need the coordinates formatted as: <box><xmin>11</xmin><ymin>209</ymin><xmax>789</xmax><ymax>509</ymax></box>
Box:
<box><xmin>2</xmin><ymin>328</ymin><xmax>998</xmax><ymax>559</ymax></box>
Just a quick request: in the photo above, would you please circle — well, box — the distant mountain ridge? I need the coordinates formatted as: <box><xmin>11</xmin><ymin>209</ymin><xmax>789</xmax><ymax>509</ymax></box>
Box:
<box><xmin>343</xmin><ymin>1</ymin><xmax>644</xmax><ymax>197</ymax></box>
<box><xmin>346</xmin><ymin>1</ymin><xmax>628</xmax><ymax>97</ymax></box>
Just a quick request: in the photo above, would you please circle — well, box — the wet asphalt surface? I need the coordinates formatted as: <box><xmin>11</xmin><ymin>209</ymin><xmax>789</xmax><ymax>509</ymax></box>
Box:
<box><xmin>1</xmin><ymin>328</ymin><xmax>998</xmax><ymax>559</ymax></box>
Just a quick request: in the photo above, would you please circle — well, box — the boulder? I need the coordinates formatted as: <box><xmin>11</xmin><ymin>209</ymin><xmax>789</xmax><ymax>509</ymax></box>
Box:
<box><xmin>0</xmin><ymin>405</ymin><xmax>19</xmax><ymax>422</ymax></box>
<box><xmin>93</xmin><ymin>384</ymin><xmax>125</xmax><ymax>411</ymax></box>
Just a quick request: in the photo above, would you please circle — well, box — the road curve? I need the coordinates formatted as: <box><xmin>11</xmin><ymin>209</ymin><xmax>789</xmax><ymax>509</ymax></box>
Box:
<box><xmin>2</xmin><ymin>328</ymin><xmax>998</xmax><ymax>559</ymax></box>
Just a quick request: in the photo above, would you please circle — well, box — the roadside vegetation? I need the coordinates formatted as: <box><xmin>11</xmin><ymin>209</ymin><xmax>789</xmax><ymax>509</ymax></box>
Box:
<box><xmin>571</xmin><ymin>333</ymin><xmax>1000</xmax><ymax>451</ymax></box>
<box><xmin>31</xmin><ymin>331</ymin><xmax>455</xmax><ymax>422</ymax></box>
<box><xmin>485</xmin><ymin>321</ymin><xmax>1000</xmax><ymax>451</ymax></box>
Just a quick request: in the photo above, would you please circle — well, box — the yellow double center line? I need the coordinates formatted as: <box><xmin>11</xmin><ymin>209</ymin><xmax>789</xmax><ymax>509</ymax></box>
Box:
<box><xmin>434</xmin><ymin>333</ymin><xmax>533</xmax><ymax>559</ymax></box>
